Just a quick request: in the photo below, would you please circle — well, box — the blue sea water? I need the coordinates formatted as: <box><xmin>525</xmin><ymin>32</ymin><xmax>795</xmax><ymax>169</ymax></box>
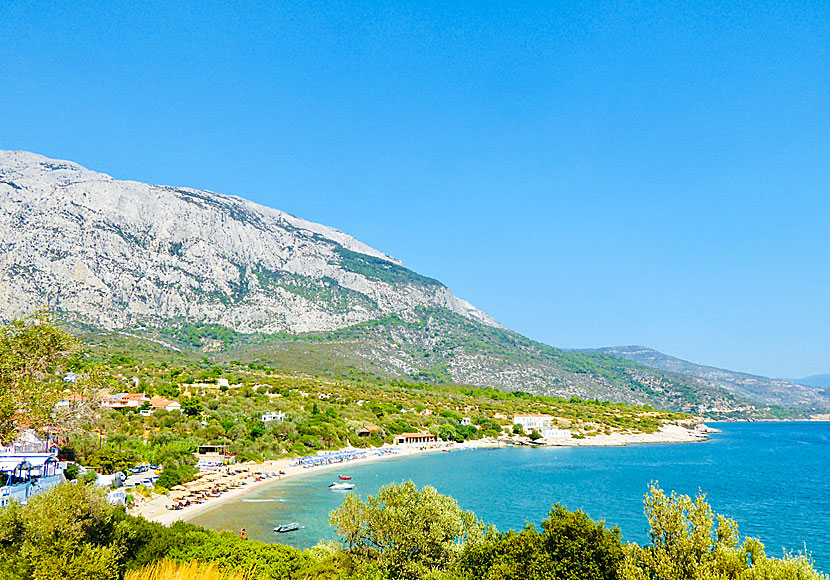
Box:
<box><xmin>191</xmin><ymin>421</ymin><xmax>830</xmax><ymax>572</ymax></box>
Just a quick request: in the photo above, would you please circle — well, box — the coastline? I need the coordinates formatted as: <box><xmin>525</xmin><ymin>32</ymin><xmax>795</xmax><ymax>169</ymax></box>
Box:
<box><xmin>136</xmin><ymin>422</ymin><xmax>714</xmax><ymax>525</ymax></box>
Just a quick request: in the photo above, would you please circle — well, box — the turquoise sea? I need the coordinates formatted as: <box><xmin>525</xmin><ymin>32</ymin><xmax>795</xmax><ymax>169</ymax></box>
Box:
<box><xmin>192</xmin><ymin>421</ymin><xmax>830</xmax><ymax>572</ymax></box>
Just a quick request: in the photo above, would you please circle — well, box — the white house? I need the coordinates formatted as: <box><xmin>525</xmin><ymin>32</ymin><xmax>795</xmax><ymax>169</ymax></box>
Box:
<box><xmin>460</xmin><ymin>417</ymin><xmax>472</xmax><ymax>426</ymax></box>
<box><xmin>217</xmin><ymin>378</ymin><xmax>230</xmax><ymax>388</ymax></box>
<box><xmin>513</xmin><ymin>414</ymin><xmax>553</xmax><ymax>431</ymax></box>
<box><xmin>261</xmin><ymin>411</ymin><xmax>285</xmax><ymax>423</ymax></box>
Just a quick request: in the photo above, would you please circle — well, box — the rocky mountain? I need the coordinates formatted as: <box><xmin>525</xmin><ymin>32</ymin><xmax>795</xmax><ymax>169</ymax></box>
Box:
<box><xmin>0</xmin><ymin>151</ymin><xmax>803</xmax><ymax>416</ymax></box>
<box><xmin>0</xmin><ymin>151</ymin><xmax>496</xmax><ymax>333</ymax></box>
<box><xmin>594</xmin><ymin>346</ymin><xmax>830</xmax><ymax>410</ymax></box>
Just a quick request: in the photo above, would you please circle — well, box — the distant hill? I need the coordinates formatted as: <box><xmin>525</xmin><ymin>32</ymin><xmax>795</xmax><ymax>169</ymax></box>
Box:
<box><xmin>792</xmin><ymin>374</ymin><xmax>830</xmax><ymax>388</ymax></box>
<box><xmin>593</xmin><ymin>346</ymin><xmax>830</xmax><ymax>410</ymax></box>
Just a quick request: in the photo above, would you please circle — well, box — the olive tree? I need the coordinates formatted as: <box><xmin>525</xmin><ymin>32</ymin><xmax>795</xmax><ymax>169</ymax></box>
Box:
<box><xmin>330</xmin><ymin>481</ymin><xmax>486</xmax><ymax>579</ymax></box>
<box><xmin>620</xmin><ymin>484</ymin><xmax>828</xmax><ymax>580</ymax></box>
<box><xmin>0</xmin><ymin>313</ymin><xmax>77</xmax><ymax>444</ymax></box>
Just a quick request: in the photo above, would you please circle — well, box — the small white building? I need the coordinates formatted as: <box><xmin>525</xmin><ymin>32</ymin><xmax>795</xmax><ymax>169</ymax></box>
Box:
<box><xmin>540</xmin><ymin>427</ymin><xmax>572</xmax><ymax>439</ymax></box>
<box><xmin>217</xmin><ymin>378</ymin><xmax>230</xmax><ymax>388</ymax></box>
<box><xmin>460</xmin><ymin>417</ymin><xmax>472</xmax><ymax>426</ymax></box>
<box><xmin>261</xmin><ymin>411</ymin><xmax>285</xmax><ymax>423</ymax></box>
<box><xmin>513</xmin><ymin>414</ymin><xmax>554</xmax><ymax>431</ymax></box>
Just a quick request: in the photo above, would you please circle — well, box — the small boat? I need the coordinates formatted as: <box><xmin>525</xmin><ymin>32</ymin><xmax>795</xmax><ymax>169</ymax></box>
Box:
<box><xmin>328</xmin><ymin>482</ymin><xmax>355</xmax><ymax>490</ymax></box>
<box><xmin>274</xmin><ymin>522</ymin><xmax>300</xmax><ymax>533</ymax></box>
<box><xmin>338</xmin><ymin>475</ymin><xmax>352</xmax><ymax>480</ymax></box>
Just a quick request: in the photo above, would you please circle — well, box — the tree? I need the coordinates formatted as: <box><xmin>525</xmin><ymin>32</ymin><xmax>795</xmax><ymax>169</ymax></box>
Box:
<box><xmin>512</xmin><ymin>423</ymin><xmax>524</xmax><ymax>435</ymax></box>
<box><xmin>540</xmin><ymin>505</ymin><xmax>623</xmax><ymax>580</ymax></box>
<box><xmin>529</xmin><ymin>429</ymin><xmax>543</xmax><ymax>441</ymax></box>
<box><xmin>0</xmin><ymin>313</ymin><xmax>77</xmax><ymax>444</ymax></box>
<box><xmin>620</xmin><ymin>484</ymin><xmax>828</xmax><ymax>580</ymax></box>
<box><xmin>0</xmin><ymin>482</ymin><xmax>123</xmax><ymax>580</ymax></box>
<box><xmin>180</xmin><ymin>397</ymin><xmax>202</xmax><ymax>417</ymax></box>
<box><xmin>461</xmin><ymin>505</ymin><xmax>623</xmax><ymax>580</ymax></box>
<box><xmin>330</xmin><ymin>481</ymin><xmax>486</xmax><ymax>579</ymax></box>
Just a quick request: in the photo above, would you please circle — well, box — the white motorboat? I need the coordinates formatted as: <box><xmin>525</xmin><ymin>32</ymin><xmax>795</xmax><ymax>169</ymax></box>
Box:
<box><xmin>328</xmin><ymin>482</ymin><xmax>355</xmax><ymax>490</ymax></box>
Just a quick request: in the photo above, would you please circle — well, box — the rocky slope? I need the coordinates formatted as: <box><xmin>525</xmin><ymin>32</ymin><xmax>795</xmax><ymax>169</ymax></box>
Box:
<box><xmin>0</xmin><ymin>151</ymin><xmax>497</xmax><ymax>332</ymax></box>
<box><xmin>594</xmin><ymin>346</ymin><xmax>830</xmax><ymax>410</ymax></box>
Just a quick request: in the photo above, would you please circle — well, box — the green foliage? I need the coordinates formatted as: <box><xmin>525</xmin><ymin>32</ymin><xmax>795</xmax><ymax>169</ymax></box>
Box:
<box><xmin>461</xmin><ymin>505</ymin><xmax>624</xmax><ymax>580</ymax></box>
<box><xmin>0</xmin><ymin>313</ymin><xmax>77</xmax><ymax>444</ymax></box>
<box><xmin>529</xmin><ymin>429</ymin><xmax>542</xmax><ymax>441</ymax></box>
<box><xmin>0</xmin><ymin>483</ymin><xmax>123</xmax><ymax>580</ymax></box>
<box><xmin>180</xmin><ymin>397</ymin><xmax>203</xmax><ymax>416</ymax></box>
<box><xmin>620</xmin><ymin>484</ymin><xmax>828</xmax><ymax>580</ymax></box>
<box><xmin>63</xmin><ymin>463</ymin><xmax>80</xmax><ymax>480</ymax></box>
<box><xmin>155</xmin><ymin>464</ymin><xmax>197</xmax><ymax>489</ymax></box>
<box><xmin>333</xmin><ymin>246</ymin><xmax>443</xmax><ymax>288</ymax></box>
<box><xmin>330</xmin><ymin>481</ymin><xmax>486</xmax><ymax>579</ymax></box>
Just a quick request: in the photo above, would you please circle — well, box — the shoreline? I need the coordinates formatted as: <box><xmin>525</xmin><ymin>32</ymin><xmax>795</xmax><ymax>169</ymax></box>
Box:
<box><xmin>136</xmin><ymin>422</ymin><xmax>714</xmax><ymax>525</ymax></box>
<box><xmin>136</xmin><ymin>438</ymin><xmax>496</xmax><ymax>525</ymax></box>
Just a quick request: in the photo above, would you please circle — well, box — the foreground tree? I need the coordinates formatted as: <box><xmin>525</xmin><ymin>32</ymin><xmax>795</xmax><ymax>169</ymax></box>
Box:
<box><xmin>0</xmin><ymin>312</ymin><xmax>77</xmax><ymax>444</ymax></box>
<box><xmin>620</xmin><ymin>484</ymin><xmax>828</xmax><ymax>580</ymax></box>
<box><xmin>460</xmin><ymin>504</ymin><xmax>624</xmax><ymax>580</ymax></box>
<box><xmin>330</xmin><ymin>481</ymin><xmax>487</xmax><ymax>579</ymax></box>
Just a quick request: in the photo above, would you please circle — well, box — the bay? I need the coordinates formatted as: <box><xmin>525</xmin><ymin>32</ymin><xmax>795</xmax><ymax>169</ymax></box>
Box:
<box><xmin>192</xmin><ymin>421</ymin><xmax>830</xmax><ymax>572</ymax></box>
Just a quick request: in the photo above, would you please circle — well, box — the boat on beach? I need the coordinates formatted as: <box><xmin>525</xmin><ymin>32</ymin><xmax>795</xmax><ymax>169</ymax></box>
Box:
<box><xmin>274</xmin><ymin>522</ymin><xmax>300</xmax><ymax>533</ymax></box>
<box><xmin>328</xmin><ymin>482</ymin><xmax>355</xmax><ymax>490</ymax></box>
<box><xmin>338</xmin><ymin>475</ymin><xmax>352</xmax><ymax>480</ymax></box>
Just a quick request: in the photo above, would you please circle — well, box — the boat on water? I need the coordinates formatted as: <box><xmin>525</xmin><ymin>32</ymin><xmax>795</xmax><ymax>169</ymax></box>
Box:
<box><xmin>338</xmin><ymin>475</ymin><xmax>352</xmax><ymax>480</ymax></box>
<box><xmin>274</xmin><ymin>522</ymin><xmax>300</xmax><ymax>533</ymax></box>
<box><xmin>329</xmin><ymin>482</ymin><xmax>355</xmax><ymax>490</ymax></box>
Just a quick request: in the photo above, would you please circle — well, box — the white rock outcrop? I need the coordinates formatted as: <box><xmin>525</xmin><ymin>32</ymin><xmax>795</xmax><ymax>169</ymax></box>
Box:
<box><xmin>0</xmin><ymin>151</ymin><xmax>500</xmax><ymax>333</ymax></box>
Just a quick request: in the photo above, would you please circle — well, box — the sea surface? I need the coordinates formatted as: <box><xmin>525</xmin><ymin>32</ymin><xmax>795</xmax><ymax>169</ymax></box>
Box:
<box><xmin>192</xmin><ymin>421</ymin><xmax>830</xmax><ymax>572</ymax></box>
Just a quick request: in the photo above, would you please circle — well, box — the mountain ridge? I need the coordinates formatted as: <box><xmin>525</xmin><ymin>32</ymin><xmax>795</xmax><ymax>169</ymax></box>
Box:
<box><xmin>0</xmin><ymin>150</ymin><xmax>498</xmax><ymax>332</ymax></box>
<box><xmin>593</xmin><ymin>345</ymin><xmax>830</xmax><ymax>409</ymax></box>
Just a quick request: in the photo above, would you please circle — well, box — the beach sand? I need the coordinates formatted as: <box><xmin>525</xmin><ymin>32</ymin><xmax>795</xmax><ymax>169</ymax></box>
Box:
<box><xmin>136</xmin><ymin>422</ymin><xmax>714</xmax><ymax>525</ymax></box>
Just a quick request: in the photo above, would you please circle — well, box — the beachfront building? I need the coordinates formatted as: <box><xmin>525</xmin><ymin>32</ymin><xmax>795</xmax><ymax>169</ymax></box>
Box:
<box><xmin>540</xmin><ymin>427</ymin><xmax>572</xmax><ymax>439</ymax></box>
<box><xmin>513</xmin><ymin>413</ymin><xmax>553</xmax><ymax>431</ymax></box>
<box><xmin>513</xmin><ymin>414</ymin><xmax>571</xmax><ymax>439</ymax></box>
<box><xmin>195</xmin><ymin>445</ymin><xmax>234</xmax><ymax>467</ymax></box>
<box><xmin>0</xmin><ymin>454</ymin><xmax>63</xmax><ymax>507</ymax></box>
<box><xmin>394</xmin><ymin>432</ymin><xmax>437</xmax><ymax>446</ymax></box>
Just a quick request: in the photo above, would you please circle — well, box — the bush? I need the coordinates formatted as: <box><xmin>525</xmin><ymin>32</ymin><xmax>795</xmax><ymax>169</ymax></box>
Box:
<box><xmin>620</xmin><ymin>485</ymin><xmax>828</xmax><ymax>580</ymax></box>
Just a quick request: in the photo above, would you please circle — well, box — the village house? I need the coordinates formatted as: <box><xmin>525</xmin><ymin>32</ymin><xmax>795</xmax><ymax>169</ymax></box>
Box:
<box><xmin>357</xmin><ymin>425</ymin><xmax>382</xmax><ymax>437</ymax></box>
<box><xmin>149</xmin><ymin>396</ymin><xmax>181</xmax><ymax>412</ymax></box>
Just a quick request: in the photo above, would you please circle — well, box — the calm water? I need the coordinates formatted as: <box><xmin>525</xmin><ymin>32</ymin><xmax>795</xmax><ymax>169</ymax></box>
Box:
<box><xmin>193</xmin><ymin>422</ymin><xmax>830</xmax><ymax>572</ymax></box>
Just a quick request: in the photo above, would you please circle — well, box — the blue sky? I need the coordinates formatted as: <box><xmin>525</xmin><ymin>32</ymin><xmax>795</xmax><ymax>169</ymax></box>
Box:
<box><xmin>2</xmin><ymin>1</ymin><xmax>828</xmax><ymax>378</ymax></box>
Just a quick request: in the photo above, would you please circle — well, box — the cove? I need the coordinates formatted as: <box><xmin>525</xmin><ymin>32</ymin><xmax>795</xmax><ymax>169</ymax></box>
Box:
<box><xmin>191</xmin><ymin>422</ymin><xmax>830</xmax><ymax>572</ymax></box>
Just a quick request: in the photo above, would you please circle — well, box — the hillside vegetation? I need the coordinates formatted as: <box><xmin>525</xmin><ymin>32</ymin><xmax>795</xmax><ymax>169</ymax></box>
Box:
<box><xmin>87</xmin><ymin>307</ymin><xmax>792</xmax><ymax>420</ymax></box>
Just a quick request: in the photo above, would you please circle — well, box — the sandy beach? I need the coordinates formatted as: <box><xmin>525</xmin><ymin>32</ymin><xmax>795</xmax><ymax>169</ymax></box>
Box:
<box><xmin>135</xmin><ymin>438</ymin><xmax>496</xmax><ymax>525</ymax></box>
<box><xmin>135</xmin><ymin>422</ymin><xmax>714</xmax><ymax>525</ymax></box>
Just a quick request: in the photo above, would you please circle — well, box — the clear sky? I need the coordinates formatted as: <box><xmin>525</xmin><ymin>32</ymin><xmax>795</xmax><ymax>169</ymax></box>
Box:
<box><xmin>2</xmin><ymin>1</ymin><xmax>828</xmax><ymax>378</ymax></box>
